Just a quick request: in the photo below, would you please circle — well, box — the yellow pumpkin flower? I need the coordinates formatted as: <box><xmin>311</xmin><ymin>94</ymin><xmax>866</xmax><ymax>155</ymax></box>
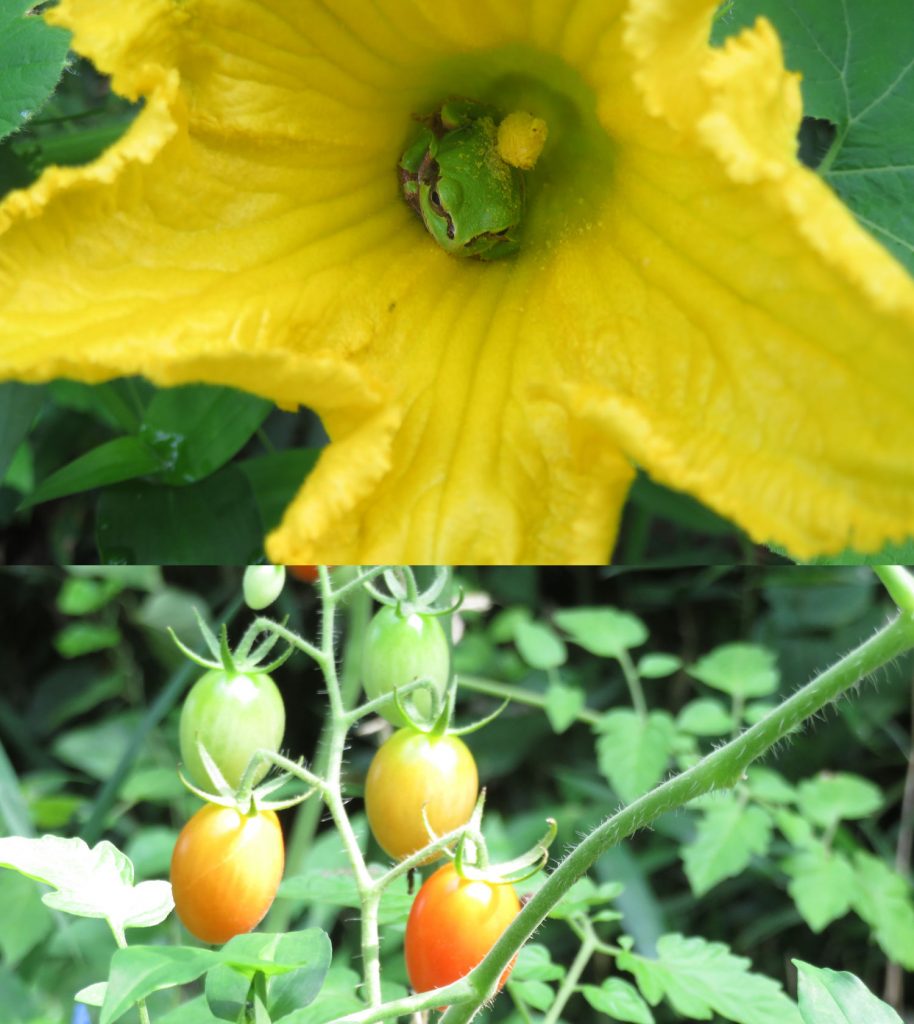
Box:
<box><xmin>1</xmin><ymin>0</ymin><xmax>913</xmax><ymax>563</ymax></box>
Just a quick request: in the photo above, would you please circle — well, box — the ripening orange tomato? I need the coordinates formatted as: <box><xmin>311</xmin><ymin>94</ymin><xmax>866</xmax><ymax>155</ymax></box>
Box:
<box><xmin>170</xmin><ymin>803</ymin><xmax>284</xmax><ymax>944</ymax></box>
<box><xmin>405</xmin><ymin>863</ymin><xmax>520</xmax><ymax>996</ymax></box>
<box><xmin>365</xmin><ymin>728</ymin><xmax>478</xmax><ymax>861</ymax></box>
<box><xmin>288</xmin><ymin>565</ymin><xmax>320</xmax><ymax>582</ymax></box>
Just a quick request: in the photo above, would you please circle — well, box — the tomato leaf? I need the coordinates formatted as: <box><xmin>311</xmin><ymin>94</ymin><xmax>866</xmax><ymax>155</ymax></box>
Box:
<box><xmin>0</xmin><ymin>3</ymin><xmax>70</xmax><ymax>143</ymax></box>
<box><xmin>554</xmin><ymin>607</ymin><xmax>648</xmax><ymax>657</ymax></box>
<box><xmin>796</xmin><ymin>773</ymin><xmax>882</xmax><ymax>829</ymax></box>
<box><xmin>618</xmin><ymin>933</ymin><xmax>802</xmax><ymax>1024</ymax></box>
<box><xmin>596</xmin><ymin>709</ymin><xmax>676</xmax><ymax>802</ymax></box>
<box><xmin>514</xmin><ymin>619</ymin><xmax>567</xmax><ymax>670</ymax></box>
<box><xmin>850</xmin><ymin>852</ymin><xmax>914</xmax><ymax>969</ymax></box>
<box><xmin>677</xmin><ymin>698</ymin><xmax>734</xmax><ymax>737</ymax></box>
<box><xmin>687</xmin><ymin>644</ymin><xmax>779</xmax><ymax>699</ymax></box>
<box><xmin>637</xmin><ymin>653</ymin><xmax>682</xmax><ymax>679</ymax></box>
<box><xmin>582</xmin><ymin>978</ymin><xmax>655</xmax><ymax>1023</ymax></box>
<box><xmin>0</xmin><ymin>835</ymin><xmax>174</xmax><ymax>935</ymax></box>
<box><xmin>782</xmin><ymin>843</ymin><xmax>857</xmax><ymax>933</ymax></box>
<box><xmin>102</xmin><ymin>947</ymin><xmax>220</xmax><ymax>1024</ymax></box>
<box><xmin>543</xmin><ymin>681</ymin><xmax>584</xmax><ymax>733</ymax></box>
<box><xmin>794</xmin><ymin>962</ymin><xmax>903</xmax><ymax>1024</ymax></box>
<box><xmin>682</xmin><ymin>797</ymin><xmax>773</xmax><ymax>896</ymax></box>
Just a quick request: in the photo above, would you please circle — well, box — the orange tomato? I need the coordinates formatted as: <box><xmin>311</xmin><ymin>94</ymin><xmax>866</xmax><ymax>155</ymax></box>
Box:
<box><xmin>170</xmin><ymin>803</ymin><xmax>284</xmax><ymax>944</ymax></box>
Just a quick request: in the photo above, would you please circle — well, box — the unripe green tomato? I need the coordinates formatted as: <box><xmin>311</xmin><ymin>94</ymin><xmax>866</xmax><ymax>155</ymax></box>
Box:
<box><xmin>179</xmin><ymin>668</ymin><xmax>285</xmax><ymax>791</ymax></box>
<box><xmin>361</xmin><ymin>606</ymin><xmax>450</xmax><ymax>727</ymax></box>
<box><xmin>243</xmin><ymin>565</ymin><xmax>285</xmax><ymax>609</ymax></box>
<box><xmin>365</xmin><ymin>728</ymin><xmax>478</xmax><ymax>861</ymax></box>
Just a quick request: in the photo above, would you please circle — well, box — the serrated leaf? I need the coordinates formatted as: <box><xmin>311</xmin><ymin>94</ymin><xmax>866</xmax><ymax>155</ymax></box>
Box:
<box><xmin>544</xmin><ymin>681</ymin><xmax>584</xmax><ymax>733</ymax></box>
<box><xmin>0</xmin><ymin>5</ymin><xmax>71</xmax><ymax>142</ymax></box>
<box><xmin>683</xmin><ymin>799</ymin><xmax>772</xmax><ymax>896</ymax></box>
<box><xmin>582</xmin><ymin>978</ymin><xmax>654</xmax><ymax>1023</ymax></box>
<box><xmin>514</xmin><ymin>619</ymin><xmax>567</xmax><ymax>670</ymax></box>
<box><xmin>851</xmin><ymin>852</ymin><xmax>914</xmax><ymax>968</ymax></box>
<box><xmin>688</xmin><ymin>644</ymin><xmax>779</xmax><ymax>699</ymax></box>
<box><xmin>782</xmin><ymin>843</ymin><xmax>857</xmax><ymax>932</ymax></box>
<box><xmin>549</xmin><ymin>877</ymin><xmax>624</xmax><ymax>920</ymax></box>
<box><xmin>637</xmin><ymin>653</ymin><xmax>682</xmax><ymax>678</ymax></box>
<box><xmin>618</xmin><ymin>933</ymin><xmax>802</xmax><ymax>1024</ymax></box>
<box><xmin>554</xmin><ymin>607</ymin><xmax>648</xmax><ymax>658</ymax></box>
<box><xmin>719</xmin><ymin>0</ymin><xmax>914</xmax><ymax>274</ymax></box>
<box><xmin>794</xmin><ymin>961</ymin><xmax>903</xmax><ymax>1024</ymax></box>
<box><xmin>0</xmin><ymin>835</ymin><xmax>174</xmax><ymax>934</ymax></box>
<box><xmin>677</xmin><ymin>697</ymin><xmax>734</xmax><ymax>736</ymax></box>
<box><xmin>796</xmin><ymin>773</ymin><xmax>882</xmax><ymax>829</ymax></box>
<box><xmin>596</xmin><ymin>709</ymin><xmax>676</xmax><ymax>802</ymax></box>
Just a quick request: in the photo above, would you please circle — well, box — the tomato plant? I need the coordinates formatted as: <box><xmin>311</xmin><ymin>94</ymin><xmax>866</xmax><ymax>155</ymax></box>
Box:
<box><xmin>179</xmin><ymin>668</ymin><xmax>285</xmax><ymax>791</ymax></box>
<box><xmin>404</xmin><ymin>863</ymin><xmax>520</xmax><ymax>995</ymax></box>
<box><xmin>361</xmin><ymin>605</ymin><xmax>450</xmax><ymax>727</ymax></box>
<box><xmin>170</xmin><ymin>803</ymin><xmax>284</xmax><ymax>944</ymax></box>
<box><xmin>365</xmin><ymin>728</ymin><xmax>478</xmax><ymax>860</ymax></box>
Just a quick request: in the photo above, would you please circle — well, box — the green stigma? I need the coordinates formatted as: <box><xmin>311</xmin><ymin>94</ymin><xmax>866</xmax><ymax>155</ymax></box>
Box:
<box><xmin>398</xmin><ymin>99</ymin><xmax>546</xmax><ymax>261</ymax></box>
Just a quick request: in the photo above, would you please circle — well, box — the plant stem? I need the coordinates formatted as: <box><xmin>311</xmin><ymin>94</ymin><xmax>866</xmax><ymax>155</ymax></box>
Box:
<box><xmin>875</xmin><ymin>565</ymin><xmax>914</xmax><ymax>616</ymax></box>
<box><xmin>458</xmin><ymin>676</ymin><xmax>602</xmax><ymax>727</ymax></box>
<box><xmin>616</xmin><ymin>649</ymin><xmax>647</xmax><ymax>720</ymax></box>
<box><xmin>336</xmin><ymin>597</ymin><xmax>914</xmax><ymax>1024</ymax></box>
<box><xmin>542</xmin><ymin>927</ymin><xmax>595</xmax><ymax>1024</ymax></box>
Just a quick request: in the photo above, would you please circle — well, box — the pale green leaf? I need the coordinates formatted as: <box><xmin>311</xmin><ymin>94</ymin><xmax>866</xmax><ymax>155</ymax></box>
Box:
<box><xmin>596</xmin><ymin>709</ymin><xmax>676</xmax><ymax>802</ymax></box>
<box><xmin>514</xmin><ymin>619</ymin><xmax>567</xmax><ymax>670</ymax></box>
<box><xmin>510</xmin><ymin>979</ymin><xmax>556</xmax><ymax>1011</ymax></box>
<box><xmin>851</xmin><ymin>852</ymin><xmax>914</xmax><ymax>968</ymax></box>
<box><xmin>0</xmin><ymin>5</ymin><xmax>70</xmax><ymax>142</ymax></box>
<box><xmin>582</xmin><ymin>978</ymin><xmax>654</xmax><ymax>1023</ymax></box>
<box><xmin>797</xmin><ymin>773</ymin><xmax>882</xmax><ymax>829</ymax></box>
<box><xmin>0</xmin><ymin>835</ymin><xmax>173</xmax><ymax>933</ymax></box>
<box><xmin>746</xmin><ymin>767</ymin><xmax>796</xmax><ymax>805</ymax></box>
<box><xmin>544</xmin><ymin>681</ymin><xmax>585</xmax><ymax>733</ymax></box>
<box><xmin>554</xmin><ymin>607</ymin><xmax>648</xmax><ymax>657</ymax></box>
<box><xmin>512</xmin><ymin>944</ymin><xmax>566</xmax><ymax>983</ymax></box>
<box><xmin>637</xmin><ymin>653</ymin><xmax>682</xmax><ymax>678</ymax></box>
<box><xmin>677</xmin><ymin>698</ymin><xmax>734</xmax><ymax>736</ymax></box>
<box><xmin>782</xmin><ymin>844</ymin><xmax>857</xmax><ymax>932</ymax></box>
<box><xmin>795</xmin><ymin>961</ymin><xmax>903</xmax><ymax>1024</ymax></box>
<box><xmin>683</xmin><ymin>799</ymin><xmax>772</xmax><ymax>895</ymax></box>
<box><xmin>688</xmin><ymin>644</ymin><xmax>779</xmax><ymax>698</ymax></box>
<box><xmin>75</xmin><ymin>982</ymin><xmax>108</xmax><ymax>1007</ymax></box>
<box><xmin>618</xmin><ymin>933</ymin><xmax>802</xmax><ymax>1024</ymax></box>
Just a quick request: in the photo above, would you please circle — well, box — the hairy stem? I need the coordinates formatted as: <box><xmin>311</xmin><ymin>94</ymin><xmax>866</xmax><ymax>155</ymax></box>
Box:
<box><xmin>542</xmin><ymin>925</ymin><xmax>595</xmax><ymax>1024</ymax></box>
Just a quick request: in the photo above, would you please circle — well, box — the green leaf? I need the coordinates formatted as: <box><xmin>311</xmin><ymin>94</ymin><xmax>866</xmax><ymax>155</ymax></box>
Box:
<box><xmin>0</xmin><ymin>835</ymin><xmax>173</xmax><ymax>933</ymax></box>
<box><xmin>157</xmin><ymin>996</ymin><xmax>221</xmax><ymax>1024</ymax></box>
<box><xmin>851</xmin><ymin>852</ymin><xmax>914</xmax><ymax>968</ymax></box>
<box><xmin>794</xmin><ymin>962</ymin><xmax>903</xmax><ymax>1024</ymax></box>
<box><xmin>0</xmin><ymin>5</ymin><xmax>70</xmax><ymax>142</ymax></box>
<box><xmin>22</xmin><ymin>435</ymin><xmax>165</xmax><ymax>507</ymax></box>
<box><xmin>677</xmin><ymin>698</ymin><xmax>734</xmax><ymax>737</ymax></box>
<box><xmin>683</xmin><ymin>798</ymin><xmax>772</xmax><ymax>895</ymax></box>
<box><xmin>782</xmin><ymin>843</ymin><xmax>857</xmax><ymax>932</ymax></box>
<box><xmin>746</xmin><ymin>767</ymin><xmax>796</xmax><ymax>805</ymax></box>
<box><xmin>515</xmin><ymin>619</ymin><xmax>567</xmax><ymax>670</ymax></box>
<box><xmin>238</xmin><ymin>448</ymin><xmax>320</xmax><ymax>533</ymax></box>
<box><xmin>53</xmin><ymin>622</ymin><xmax>121</xmax><ymax>658</ymax></box>
<box><xmin>52</xmin><ymin>713</ymin><xmax>139</xmax><ymax>779</ymax></box>
<box><xmin>543</xmin><ymin>681</ymin><xmax>584</xmax><ymax>733</ymax></box>
<box><xmin>57</xmin><ymin>575</ymin><xmax>125</xmax><ymax>615</ymax></box>
<box><xmin>510</xmin><ymin>979</ymin><xmax>556</xmax><ymax>1011</ymax></box>
<box><xmin>96</xmin><ymin>465</ymin><xmax>263</xmax><ymax>563</ymax></box>
<box><xmin>75</xmin><ymin>982</ymin><xmax>108</xmax><ymax>1007</ymax></box>
<box><xmin>796</xmin><ymin>773</ymin><xmax>882</xmax><ymax>829</ymax></box>
<box><xmin>511</xmin><ymin>944</ymin><xmax>566</xmax><ymax>983</ymax></box>
<box><xmin>555</xmin><ymin>606</ymin><xmax>648</xmax><ymax>657</ymax></box>
<box><xmin>0</xmin><ymin>870</ymin><xmax>53</xmax><ymax>965</ymax></box>
<box><xmin>688</xmin><ymin>644</ymin><xmax>779</xmax><ymax>699</ymax></box>
<box><xmin>139</xmin><ymin>384</ymin><xmax>272</xmax><ymax>485</ymax></box>
<box><xmin>618</xmin><ymin>933</ymin><xmax>802</xmax><ymax>1024</ymax></box>
<box><xmin>582</xmin><ymin>978</ymin><xmax>655</xmax><ymax>1023</ymax></box>
<box><xmin>102</xmin><ymin>947</ymin><xmax>220</xmax><ymax>1024</ymax></box>
<box><xmin>278</xmin><ymin>866</ymin><xmax>411</xmax><ymax>926</ymax></box>
<box><xmin>549</xmin><ymin>877</ymin><xmax>624</xmax><ymax>920</ymax></box>
<box><xmin>596</xmin><ymin>710</ymin><xmax>676</xmax><ymax>802</ymax></box>
<box><xmin>637</xmin><ymin>653</ymin><xmax>682</xmax><ymax>678</ymax></box>
<box><xmin>720</xmin><ymin>0</ymin><xmax>914</xmax><ymax>274</ymax></box>
<box><xmin>205</xmin><ymin>964</ymin><xmax>251</xmax><ymax>1021</ymax></box>
<box><xmin>0</xmin><ymin>383</ymin><xmax>44</xmax><ymax>482</ymax></box>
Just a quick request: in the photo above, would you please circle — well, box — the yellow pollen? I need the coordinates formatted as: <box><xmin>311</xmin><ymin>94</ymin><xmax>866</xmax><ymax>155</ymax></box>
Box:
<box><xmin>497</xmin><ymin>111</ymin><xmax>548</xmax><ymax>170</ymax></box>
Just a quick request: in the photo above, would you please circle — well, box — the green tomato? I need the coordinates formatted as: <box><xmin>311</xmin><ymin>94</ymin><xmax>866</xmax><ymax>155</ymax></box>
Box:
<box><xmin>361</xmin><ymin>606</ymin><xmax>450</xmax><ymax>727</ymax></box>
<box><xmin>179</xmin><ymin>668</ymin><xmax>285</xmax><ymax>791</ymax></box>
<box><xmin>399</xmin><ymin>99</ymin><xmax>524</xmax><ymax>260</ymax></box>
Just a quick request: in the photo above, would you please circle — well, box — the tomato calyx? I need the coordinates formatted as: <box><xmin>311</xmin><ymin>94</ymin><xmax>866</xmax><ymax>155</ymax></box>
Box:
<box><xmin>364</xmin><ymin>566</ymin><xmax>463</xmax><ymax>621</ymax></box>
<box><xmin>169</xmin><ymin>606</ymin><xmax>295</xmax><ymax>678</ymax></box>
<box><xmin>448</xmin><ymin>807</ymin><xmax>557</xmax><ymax>889</ymax></box>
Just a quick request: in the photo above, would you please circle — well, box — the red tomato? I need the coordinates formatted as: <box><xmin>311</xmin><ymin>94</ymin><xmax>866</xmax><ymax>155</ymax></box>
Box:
<box><xmin>405</xmin><ymin>863</ymin><xmax>520</xmax><ymax>996</ymax></box>
<box><xmin>365</xmin><ymin>728</ymin><xmax>478</xmax><ymax>861</ymax></box>
<box><xmin>170</xmin><ymin>804</ymin><xmax>284</xmax><ymax>944</ymax></box>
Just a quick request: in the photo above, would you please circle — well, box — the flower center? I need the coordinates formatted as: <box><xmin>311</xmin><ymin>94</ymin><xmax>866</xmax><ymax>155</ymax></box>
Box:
<box><xmin>398</xmin><ymin>99</ymin><xmax>547</xmax><ymax>262</ymax></box>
